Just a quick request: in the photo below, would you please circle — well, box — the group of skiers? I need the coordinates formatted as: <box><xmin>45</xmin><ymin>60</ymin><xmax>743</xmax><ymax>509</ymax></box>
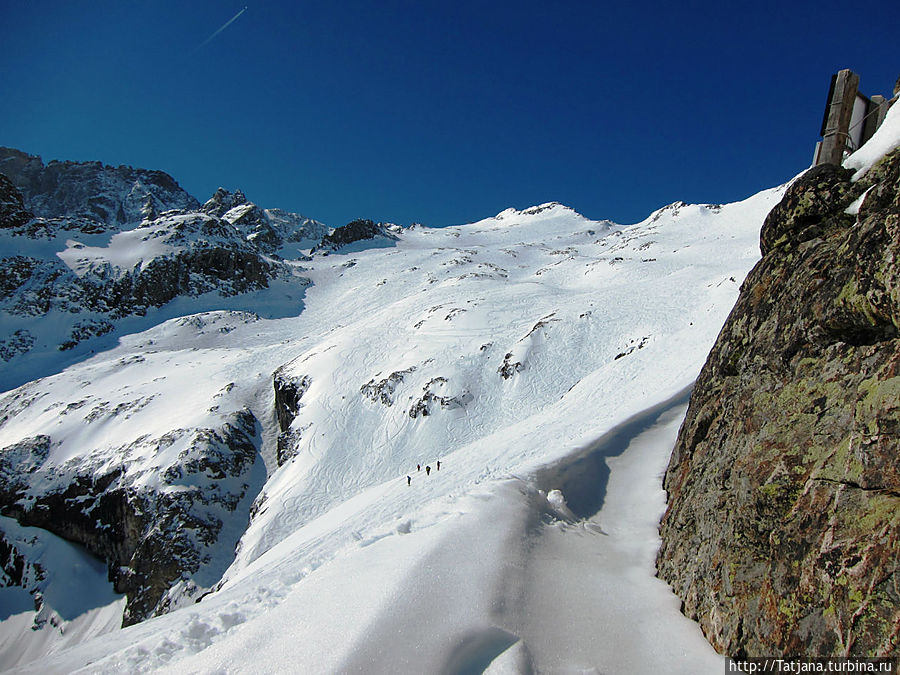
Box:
<box><xmin>407</xmin><ymin>460</ymin><xmax>441</xmax><ymax>485</ymax></box>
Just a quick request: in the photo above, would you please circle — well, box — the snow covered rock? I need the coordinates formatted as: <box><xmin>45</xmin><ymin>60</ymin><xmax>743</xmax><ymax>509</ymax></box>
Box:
<box><xmin>312</xmin><ymin>217</ymin><xmax>398</xmax><ymax>253</ymax></box>
<box><xmin>0</xmin><ymin>403</ymin><xmax>263</xmax><ymax>626</ymax></box>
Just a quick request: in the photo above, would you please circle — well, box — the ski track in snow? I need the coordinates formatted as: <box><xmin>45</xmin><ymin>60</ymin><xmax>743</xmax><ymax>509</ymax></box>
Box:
<box><xmin>1</xmin><ymin>193</ymin><xmax>789</xmax><ymax>673</ymax></box>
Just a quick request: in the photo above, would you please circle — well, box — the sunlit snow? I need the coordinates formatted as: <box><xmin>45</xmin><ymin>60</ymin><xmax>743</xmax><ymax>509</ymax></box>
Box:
<box><xmin>3</xmin><ymin>192</ymin><xmax>784</xmax><ymax>673</ymax></box>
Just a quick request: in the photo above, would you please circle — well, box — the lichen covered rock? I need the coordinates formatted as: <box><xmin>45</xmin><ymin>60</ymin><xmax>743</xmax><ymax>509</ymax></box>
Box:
<box><xmin>658</xmin><ymin>148</ymin><xmax>900</xmax><ymax>656</ymax></box>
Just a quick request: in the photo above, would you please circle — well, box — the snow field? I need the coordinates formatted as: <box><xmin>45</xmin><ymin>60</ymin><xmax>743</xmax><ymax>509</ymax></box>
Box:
<box><xmin>2</xmin><ymin>194</ymin><xmax>785</xmax><ymax>672</ymax></box>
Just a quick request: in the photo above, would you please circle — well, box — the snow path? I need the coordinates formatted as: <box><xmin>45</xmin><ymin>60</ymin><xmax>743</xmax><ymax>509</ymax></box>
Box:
<box><xmin>156</xmin><ymin>391</ymin><xmax>722</xmax><ymax>674</ymax></box>
<box><xmin>519</xmin><ymin>390</ymin><xmax>722</xmax><ymax>673</ymax></box>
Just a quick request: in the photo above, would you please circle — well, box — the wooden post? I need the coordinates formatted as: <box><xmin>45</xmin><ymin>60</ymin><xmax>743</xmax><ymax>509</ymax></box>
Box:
<box><xmin>817</xmin><ymin>69</ymin><xmax>860</xmax><ymax>166</ymax></box>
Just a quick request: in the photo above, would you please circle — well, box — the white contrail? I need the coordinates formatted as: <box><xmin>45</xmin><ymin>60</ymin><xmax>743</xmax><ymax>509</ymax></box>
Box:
<box><xmin>196</xmin><ymin>6</ymin><xmax>248</xmax><ymax>51</ymax></box>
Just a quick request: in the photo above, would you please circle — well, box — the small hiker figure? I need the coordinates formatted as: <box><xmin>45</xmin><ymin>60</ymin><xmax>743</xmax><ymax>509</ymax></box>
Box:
<box><xmin>417</xmin><ymin>464</ymin><xmax>421</xmax><ymax>471</ymax></box>
<box><xmin>407</xmin><ymin>475</ymin><xmax>411</xmax><ymax>486</ymax></box>
<box><xmin>436</xmin><ymin>460</ymin><xmax>441</xmax><ymax>471</ymax></box>
<box><xmin>426</xmin><ymin>465</ymin><xmax>431</xmax><ymax>475</ymax></box>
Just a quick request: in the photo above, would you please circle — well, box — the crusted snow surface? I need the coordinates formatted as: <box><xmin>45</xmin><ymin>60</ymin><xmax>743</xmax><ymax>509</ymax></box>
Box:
<box><xmin>0</xmin><ymin>190</ymin><xmax>786</xmax><ymax>673</ymax></box>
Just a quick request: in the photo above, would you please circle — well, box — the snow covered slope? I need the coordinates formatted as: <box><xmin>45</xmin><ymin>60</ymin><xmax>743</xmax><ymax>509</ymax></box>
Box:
<box><xmin>0</xmin><ymin>188</ymin><xmax>787</xmax><ymax>671</ymax></box>
<box><xmin>0</xmin><ymin>174</ymin><xmax>324</xmax><ymax>391</ymax></box>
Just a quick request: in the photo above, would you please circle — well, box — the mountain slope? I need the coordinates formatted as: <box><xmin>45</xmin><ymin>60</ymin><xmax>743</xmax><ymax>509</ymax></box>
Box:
<box><xmin>0</xmin><ymin>152</ymin><xmax>326</xmax><ymax>391</ymax></box>
<box><xmin>1</xmin><ymin>179</ymin><xmax>783</xmax><ymax>671</ymax></box>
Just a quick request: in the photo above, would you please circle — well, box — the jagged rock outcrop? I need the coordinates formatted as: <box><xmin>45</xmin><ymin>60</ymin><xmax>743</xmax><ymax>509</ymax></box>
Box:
<box><xmin>273</xmin><ymin>367</ymin><xmax>312</xmax><ymax>466</ymax></box>
<box><xmin>0</xmin><ymin>409</ymin><xmax>263</xmax><ymax>626</ymax></box>
<box><xmin>0</xmin><ymin>147</ymin><xmax>199</xmax><ymax>227</ymax></box>
<box><xmin>312</xmin><ymin>218</ymin><xmax>398</xmax><ymax>253</ymax></box>
<box><xmin>0</xmin><ymin>172</ymin><xmax>32</xmax><ymax>229</ymax></box>
<box><xmin>658</xmin><ymin>149</ymin><xmax>900</xmax><ymax>656</ymax></box>
<box><xmin>204</xmin><ymin>188</ymin><xmax>328</xmax><ymax>256</ymax></box>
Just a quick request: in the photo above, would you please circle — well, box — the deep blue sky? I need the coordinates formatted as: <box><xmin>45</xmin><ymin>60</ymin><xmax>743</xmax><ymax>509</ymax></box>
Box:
<box><xmin>1</xmin><ymin>1</ymin><xmax>897</xmax><ymax>227</ymax></box>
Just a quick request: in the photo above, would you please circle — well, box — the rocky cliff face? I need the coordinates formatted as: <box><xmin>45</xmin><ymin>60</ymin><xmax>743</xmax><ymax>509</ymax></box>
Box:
<box><xmin>0</xmin><ymin>172</ymin><xmax>32</xmax><ymax>230</ymax></box>
<box><xmin>658</xmin><ymin>149</ymin><xmax>900</xmax><ymax>656</ymax></box>
<box><xmin>0</xmin><ymin>147</ymin><xmax>199</xmax><ymax>228</ymax></box>
<box><xmin>0</xmin><ymin>399</ymin><xmax>264</xmax><ymax>626</ymax></box>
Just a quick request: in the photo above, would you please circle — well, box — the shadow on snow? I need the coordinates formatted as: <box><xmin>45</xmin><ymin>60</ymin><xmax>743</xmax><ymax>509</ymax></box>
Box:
<box><xmin>532</xmin><ymin>384</ymin><xmax>693</xmax><ymax>520</ymax></box>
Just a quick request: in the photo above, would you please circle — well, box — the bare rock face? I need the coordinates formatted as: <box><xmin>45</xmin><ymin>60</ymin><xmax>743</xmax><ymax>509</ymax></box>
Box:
<box><xmin>0</xmin><ymin>172</ymin><xmax>32</xmax><ymax>230</ymax></box>
<box><xmin>273</xmin><ymin>367</ymin><xmax>312</xmax><ymax>466</ymax></box>
<box><xmin>0</xmin><ymin>147</ymin><xmax>199</xmax><ymax>227</ymax></box>
<box><xmin>658</xmin><ymin>150</ymin><xmax>900</xmax><ymax>656</ymax></box>
<box><xmin>312</xmin><ymin>218</ymin><xmax>398</xmax><ymax>253</ymax></box>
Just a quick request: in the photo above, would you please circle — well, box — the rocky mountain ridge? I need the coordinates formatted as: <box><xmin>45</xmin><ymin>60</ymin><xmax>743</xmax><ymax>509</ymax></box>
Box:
<box><xmin>0</xmin><ymin>147</ymin><xmax>200</xmax><ymax>229</ymax></box>
<box><xmin>0</xmin><ymin>149</ymin><xmax>334</xmax><ymax>390</ymax></box>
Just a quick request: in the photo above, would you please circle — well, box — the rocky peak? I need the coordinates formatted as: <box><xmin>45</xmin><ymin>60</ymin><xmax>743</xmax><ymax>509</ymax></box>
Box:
<box><xmin>0</xmin><ymin>147</ymin><xmax>199</xmax><ymax>228</ymax></box>
<box><xmin>202</xmin><ymin>188</ymin><xmax>248</xmax><ymax>217</ymax></box>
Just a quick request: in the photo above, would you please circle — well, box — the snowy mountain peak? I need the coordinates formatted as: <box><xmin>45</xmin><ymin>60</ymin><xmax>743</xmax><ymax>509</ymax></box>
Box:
<box><xmin>0</xmin><ymin>152</ymin><xmax>329</xmax><ymax>390</ymax></box>
<box><xmin>202</xmin><ymin>187</ymin><xmax>248</xmax><ymax>217</ymax></box>
<box><xmin>494</xmin><ymin>201</ymin><xmax>575</xmax><ymax>220</ymax></box>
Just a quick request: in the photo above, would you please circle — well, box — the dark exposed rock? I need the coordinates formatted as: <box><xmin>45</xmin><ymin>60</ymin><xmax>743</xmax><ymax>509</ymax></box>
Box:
<box><xmin>322</xmin><ymin>218</ymin><xmax>380</xmax><ymax>247</ymax></box>
<box><xmin>409</xmin><ymin>377</ymin><xmax>469</xmax><ymax>417</ymax></box>
<box><xmin>0</xmin><ymin>172</ymin><xmax>33</xmax><ymax>230</ymax></box>
<box><xmin>759</xmin><ymin>163</ymin><xmax>856</xmax><ymax>256</ymax></box>
<box><xmin>0</xmin><ymin>410</ymin><xmax>262</xmax><ymax>627</ymax></box>
<box><xmin>498</xmin><ymin>352</ymin><xmax>524</xmax><ymax>379</ymax></box>
<box><xmin>0</xmin><ymin>528</ymin><xmax>41</xmax><ymax>590</ymax></box>
<box><xmin>274</xmin><ymin>369</ymin><xmax>311</xmax><ymax>433</ymax></box>
<box><xmin>0</xmin><ymin>147</ymin><xmax>199</xmax><ymax>227</ymax></box>
<box><xmin>0</xmin><ymin>256</ymin><xmax>40</xmax><ymax>300</ymax></box>
<box><xmin>312</xmin><ymin>218</ymin><xmax>397</xmax><ymax>253</ymax></box>
<box><xmin>360</xmin><ymin>367</ymin><xmax>416</xmax><ymax>407</ymax></box>
<box><xmin>59</xmin><ymin>319</ymin><xmax>115</xmax><ymax>351</ymax></box>
<box><xmin>273</xmin><ymin>368</ymin><xmax>312</xmax><ymax>466</ymax></box>
<box><xmin>202</xmin><ymin>187</ymin><xmax>248</xmax><ymax>217</ymax></box>
<box><xmin>0</xmin><ymin>330</ymin><xmax>35</xmax><ymax>362</ymax></box>
<box><xmin>658</xmin><ymin>149</ymin><xmax>900</xmax><ymax>656</ymax></box>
